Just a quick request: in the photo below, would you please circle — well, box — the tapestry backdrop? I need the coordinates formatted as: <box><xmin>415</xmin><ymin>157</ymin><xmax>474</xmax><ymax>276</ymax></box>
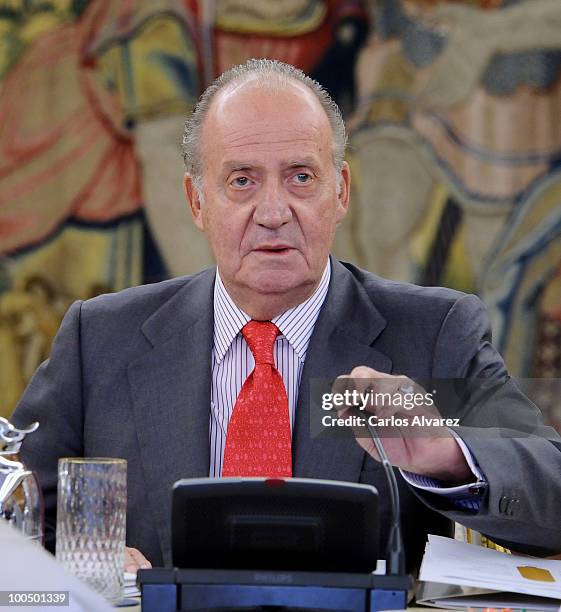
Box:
<box><xmin>1</xmin><ymin>0</ymin><xmax>560</xmax><ymax>430</ymax></box>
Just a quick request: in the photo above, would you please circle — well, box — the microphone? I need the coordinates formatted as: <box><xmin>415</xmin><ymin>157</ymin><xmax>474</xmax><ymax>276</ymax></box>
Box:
<box><xmin>351</xmin><ymin>406</ymin><xmax>406</xmax><ymax>576</ymax></box>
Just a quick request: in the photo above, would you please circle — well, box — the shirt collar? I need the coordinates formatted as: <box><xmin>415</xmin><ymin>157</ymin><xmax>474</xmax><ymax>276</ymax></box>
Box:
<box><xmin>213</xmin><ymin>260</ymin><xmax>331</xmax><ymax>364</ymax></box>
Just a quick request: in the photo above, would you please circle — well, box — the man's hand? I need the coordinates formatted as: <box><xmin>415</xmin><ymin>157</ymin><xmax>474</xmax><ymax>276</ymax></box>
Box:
<box><xmin>125</xmin><ymin>546</ymin><xmax>152</xmax><ymax>573</ymax></box>
<box><xmin>334</xmin><ymin>366</ymin><xmax>472</xmax><ymax>484</ymax></box>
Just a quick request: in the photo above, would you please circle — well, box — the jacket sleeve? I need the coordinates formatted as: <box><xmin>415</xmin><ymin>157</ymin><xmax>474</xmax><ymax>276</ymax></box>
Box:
<box><xmin>415</xmin><ymin>293</ymin><xmax>561</xmax><ymax>554</ymax></box>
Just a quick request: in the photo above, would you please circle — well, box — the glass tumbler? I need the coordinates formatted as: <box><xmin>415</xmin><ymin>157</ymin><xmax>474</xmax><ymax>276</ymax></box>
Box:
<box><xmin>56</xmin><ymin>458</ymin><xmax>127</xmax><ymax>604</ymax></box>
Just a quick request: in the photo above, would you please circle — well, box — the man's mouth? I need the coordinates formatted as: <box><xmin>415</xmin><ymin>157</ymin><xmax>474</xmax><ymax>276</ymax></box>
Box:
<box><xmin>253</xmin><ymin>245</ymin><xmax>294</xmax><ymax>255</ymax></box>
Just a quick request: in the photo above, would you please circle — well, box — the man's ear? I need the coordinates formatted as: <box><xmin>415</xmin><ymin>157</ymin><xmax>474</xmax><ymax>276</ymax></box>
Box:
<box><xmin>184</xmin><ymin>173</ymin><xmax>204</xmax><ymax>230</ymax></box>
<box><xmin>335</xmin><ymin>161</ymin><xmax>351</xmax><ymax>224</ymax></box>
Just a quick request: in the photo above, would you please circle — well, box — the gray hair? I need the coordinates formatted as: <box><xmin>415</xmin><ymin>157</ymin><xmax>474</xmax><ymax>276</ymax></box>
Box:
<box><xmin>182</xmin><ymin>59</ymin><xmax>347</xmax><ymax>191</ymax></box>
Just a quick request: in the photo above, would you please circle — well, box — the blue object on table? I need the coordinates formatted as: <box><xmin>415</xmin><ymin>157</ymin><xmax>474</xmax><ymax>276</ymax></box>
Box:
<box><xmin>138</xmin><ymin>568</ymin><xmax>411</xmax><ymax>611</ymax></box>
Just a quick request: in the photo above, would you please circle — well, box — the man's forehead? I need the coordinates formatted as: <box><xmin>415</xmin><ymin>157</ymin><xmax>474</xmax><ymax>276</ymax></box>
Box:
<box><xmin>201</xmin><ymin>79</ymin><xmax>332</xmax><ymax>160</ymax></box>
<box><xmin>205</xmin><ymin>78</ymin><xmax>329</xmax><ymax>135</ymax></box>
<box><xmin>210</xmin><ymin>131</ymin><xmax>329</xmax><ymax>177</ymax></box>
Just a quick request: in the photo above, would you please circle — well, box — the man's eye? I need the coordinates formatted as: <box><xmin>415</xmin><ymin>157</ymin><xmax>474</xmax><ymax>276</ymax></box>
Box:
<box><xmin>294</xmin><ymin>173</ymin><xmax>312</xmax><ymax>184</ymax></box>
<box><xmin>231</xmin><ymin>176</ymin><xmax>250</xmax><ymax>187</ymax></box>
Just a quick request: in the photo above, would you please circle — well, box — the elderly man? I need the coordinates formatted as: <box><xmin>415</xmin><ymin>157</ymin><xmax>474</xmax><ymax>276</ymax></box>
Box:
<box><xmin>12</xmin><ymin>60</ymin><xmax>561</xmax><ymax>574</ymax></box>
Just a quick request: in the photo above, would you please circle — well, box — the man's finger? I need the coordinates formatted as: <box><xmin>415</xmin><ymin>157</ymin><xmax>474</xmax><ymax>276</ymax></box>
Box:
<box><xmin>332</xmin><ymin>367</ymin><xmax>385</xmax><ymax>400</ymax></box>
<box><xmin>331</xmin><ymin>374</ymin><xmax>352</xmax><ymax>398</ymax></box>
<box><xmin>124</xmin><ymin>546</ymin><xmax>152</xmax><ymax>572</ymax></box>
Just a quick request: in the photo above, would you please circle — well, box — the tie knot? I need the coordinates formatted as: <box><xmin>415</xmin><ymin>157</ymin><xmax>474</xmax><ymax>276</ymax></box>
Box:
<box><xmin>242</xmin><ymin>321</ymin><xmax>279</xmax><ymax>365</ymax></box>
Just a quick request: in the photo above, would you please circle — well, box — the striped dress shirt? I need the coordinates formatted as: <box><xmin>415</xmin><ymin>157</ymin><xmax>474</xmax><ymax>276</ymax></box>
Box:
<box><xmin>209</xmin><ymin>262</ymin><xmax>331</xmax><ymax>478</ymax></box>
<box><xmin>208</xmin><ymin>260</ymin><xmax>486</xmax><ymax>510</ymax></box>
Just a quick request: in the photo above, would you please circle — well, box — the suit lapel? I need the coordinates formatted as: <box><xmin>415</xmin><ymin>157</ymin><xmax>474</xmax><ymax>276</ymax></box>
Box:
<box><xmin>293</xmin><ymin>259</ymin><xmax>393</xmax><ymax>481</ymax></box>
<box><xmin>127</xmin><ymin>269</ymin><xmax>215</xmax><ymax>559</ymax></box>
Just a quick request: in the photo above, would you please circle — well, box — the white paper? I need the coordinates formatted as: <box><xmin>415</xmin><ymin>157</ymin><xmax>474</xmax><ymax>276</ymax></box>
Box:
<box><xmin>419</xmin><ymin>534</ymin><xmax>561</xmax><ymax>599</ymax></box>
<box><xmin>123</xmin><ymin>571</ymin><xmax>141</xmax><ymax>597</ymax></box>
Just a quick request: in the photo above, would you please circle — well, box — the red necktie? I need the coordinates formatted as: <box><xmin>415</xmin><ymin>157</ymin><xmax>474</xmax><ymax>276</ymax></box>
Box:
<box><xmin>222</xmin><ymin>321</ymin><xmax>292</xmax><ymax>477</ymax></box>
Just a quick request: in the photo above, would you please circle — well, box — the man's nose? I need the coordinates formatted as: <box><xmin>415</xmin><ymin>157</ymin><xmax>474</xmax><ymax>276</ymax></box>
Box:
<box><xmin>252</xmin><ymin>181</ymin><xmax>292</xmax><ymax>229</ymax></box>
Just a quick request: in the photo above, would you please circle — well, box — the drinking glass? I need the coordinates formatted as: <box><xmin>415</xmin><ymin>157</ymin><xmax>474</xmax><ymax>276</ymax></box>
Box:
<box><xmin>56</xmin><ymin>458</ymin><xmax>127</xmax><ymax>604</ymax></box>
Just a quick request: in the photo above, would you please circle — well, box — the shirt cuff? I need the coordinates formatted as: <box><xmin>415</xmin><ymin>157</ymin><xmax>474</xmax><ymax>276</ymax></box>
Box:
<box><xmin>400</xmin><ymin>436</ymin><xmax>487</xmax><ymax>497</ymax></box>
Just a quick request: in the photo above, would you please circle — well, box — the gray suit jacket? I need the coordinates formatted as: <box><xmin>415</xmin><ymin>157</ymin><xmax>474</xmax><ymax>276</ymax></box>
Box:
<box><xmin>12</xmin><ymin>259</ymin><xmax>561</xmax><ymax>571</ymax></box>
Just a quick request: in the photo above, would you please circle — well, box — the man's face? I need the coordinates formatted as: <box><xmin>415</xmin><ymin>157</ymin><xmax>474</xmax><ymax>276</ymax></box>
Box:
<box><xmin>185</xmin><ymin>79</ymin><xmax>350</xmax><ymax>317</ymax></box>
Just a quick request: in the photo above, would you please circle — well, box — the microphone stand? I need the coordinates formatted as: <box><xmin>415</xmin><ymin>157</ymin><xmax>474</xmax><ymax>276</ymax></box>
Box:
<box><xmin>351</xmin><ymin>406</ymin><xmax>406</xmax><ymax>576</ymax></box>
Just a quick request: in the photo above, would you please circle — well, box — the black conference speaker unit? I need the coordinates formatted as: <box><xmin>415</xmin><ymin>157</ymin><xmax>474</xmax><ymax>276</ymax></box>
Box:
<box><xmin>138</xmin><ymin>478</ymin><xmax>411</xmax><ymax>611</ymax></box>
